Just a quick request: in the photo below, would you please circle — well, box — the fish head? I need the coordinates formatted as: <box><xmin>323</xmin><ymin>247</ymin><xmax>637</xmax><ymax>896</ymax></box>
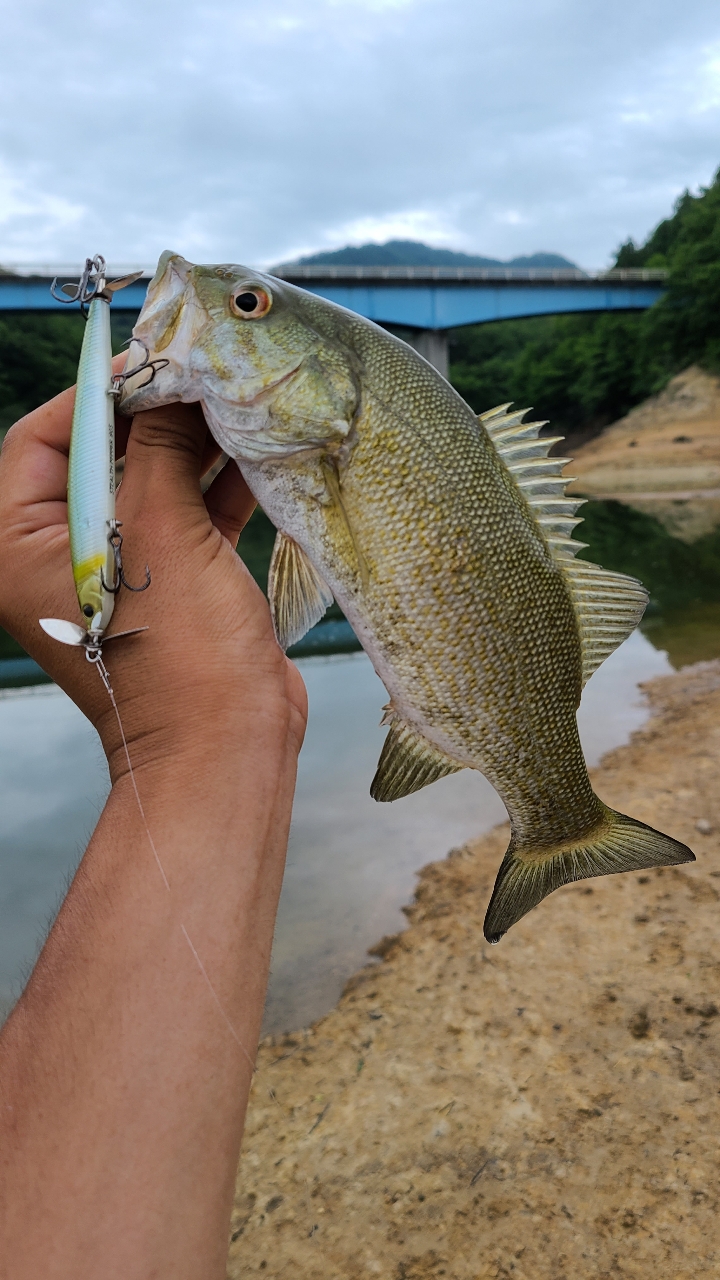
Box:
<box><xmin>119</xmin><ymin>252</ymin><xmax>360</xmax><ymax>461</ymax></box>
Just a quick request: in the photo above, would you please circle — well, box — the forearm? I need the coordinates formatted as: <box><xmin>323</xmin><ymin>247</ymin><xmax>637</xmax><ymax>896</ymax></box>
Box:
<box><xmin>0</xmin><ymin>704</ymin><xmax>296</xmax><ymax>1279</ymax></box>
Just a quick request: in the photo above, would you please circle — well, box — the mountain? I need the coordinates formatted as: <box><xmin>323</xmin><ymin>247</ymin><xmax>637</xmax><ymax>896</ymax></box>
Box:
<box><xmin>282</xmin><ymin>240</ymin><xmax>578</xmax><ymax>270</ymax></box>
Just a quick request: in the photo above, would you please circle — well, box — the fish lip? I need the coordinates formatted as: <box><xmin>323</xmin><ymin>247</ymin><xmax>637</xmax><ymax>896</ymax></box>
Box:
<box><xmin>117</xmin><ymin>356</ymin><xmax>184</xmax><ymax>415</ymax></box>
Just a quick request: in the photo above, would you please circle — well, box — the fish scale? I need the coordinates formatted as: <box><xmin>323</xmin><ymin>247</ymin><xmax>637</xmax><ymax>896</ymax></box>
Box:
<box><xmin>120</xmin><ymin>252</ymin><xmax>695</xmax><ymax>940</ymax></box>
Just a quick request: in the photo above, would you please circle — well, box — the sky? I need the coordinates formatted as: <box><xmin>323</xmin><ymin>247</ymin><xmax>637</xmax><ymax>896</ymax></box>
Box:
<box><xmin>1</xmin><ymin>0</ymin><xmax>719</xmax><ymax>271</ymax></box>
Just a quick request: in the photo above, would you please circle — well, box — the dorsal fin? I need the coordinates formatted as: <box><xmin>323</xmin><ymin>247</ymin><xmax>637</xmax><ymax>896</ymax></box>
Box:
<box><xmin>480</xmin><ymin>403</ymin><xmax>648</xmax><ymax>685</ymax></box>
<box><xmin>562</xmin><ymin>560</ymin><xmax>648</xmax><ymax>685</ymax></box>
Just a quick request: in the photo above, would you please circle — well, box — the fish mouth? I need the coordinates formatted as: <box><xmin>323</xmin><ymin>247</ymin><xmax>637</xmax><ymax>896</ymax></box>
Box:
<box><xmin>118</xmin><ymin>251</ymin><xmax>303</xmax><ymax>418</ymax></box>
<box><xmin>118</xmin><ymin>252</ymin><xmax>203</xmax><ymax>416</ymax></box>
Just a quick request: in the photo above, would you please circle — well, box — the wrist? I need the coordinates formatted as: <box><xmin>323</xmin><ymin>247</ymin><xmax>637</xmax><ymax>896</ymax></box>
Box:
<box><xmin>98</xmin><ymin>678</ymin><xmax>296</xmax><ymax>786</ymax></box>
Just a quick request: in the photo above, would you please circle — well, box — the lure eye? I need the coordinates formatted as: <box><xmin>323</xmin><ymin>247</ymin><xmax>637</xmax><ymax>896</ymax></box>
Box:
<box><xmin>230</xmin><ymin>286</ymin><xmax>272</xmax><ymax>320</ymax></box>
<box><xmin>83</xmin><ymin>604</ymin><xmax>94</xmax><ymax>618</ymax></box>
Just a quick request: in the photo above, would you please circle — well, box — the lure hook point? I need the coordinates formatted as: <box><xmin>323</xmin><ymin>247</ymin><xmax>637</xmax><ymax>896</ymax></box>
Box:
<box><xmin>51</xmin><ymin>255</ymin><xmax>106</xmax><ymax>307</ymax></box>
<box><xmin>110</xmin><ymin>338</ymin><xmax>170</xmax><ymax>398</ymax></box>
<box><xmin>102</xmin><ymin>520</ymin><xmax>152</xmax><ymax>595</ymax></box>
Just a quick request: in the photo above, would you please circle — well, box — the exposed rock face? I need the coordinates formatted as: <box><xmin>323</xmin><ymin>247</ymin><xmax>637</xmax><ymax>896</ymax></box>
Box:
<box><xmin>230</xmin><ymin>661</ymin><xmax>720</xmax><ymax>1280</ymax></box>
<box><xmin>567</xmin><ymin>367</ymin><xmax>720</xmax><ymax>541</ymax></box>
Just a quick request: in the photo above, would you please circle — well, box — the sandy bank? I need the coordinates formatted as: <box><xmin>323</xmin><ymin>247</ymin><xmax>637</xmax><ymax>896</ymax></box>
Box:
<box><xmin>567</xmin><ymin>366</ymin><xmax>720</xmax><ymax>540</ymax></box>
<box><xmin>229</xmin><ymin>660</ymin><xmax>720</xmax><ymax>1279</ymax></box>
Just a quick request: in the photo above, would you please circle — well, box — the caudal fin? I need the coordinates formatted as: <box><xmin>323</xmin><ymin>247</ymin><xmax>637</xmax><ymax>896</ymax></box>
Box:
<box><xmin>483</xmin><ymin>807</ymin><xmax>694</xmax><ymax>944</ymax></box>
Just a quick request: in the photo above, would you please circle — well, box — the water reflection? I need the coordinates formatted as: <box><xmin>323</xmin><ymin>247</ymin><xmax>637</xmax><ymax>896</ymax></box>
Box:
<box><xmin>581</xmin><ymin>498</ymin><xmax>720</xmax><ymax>667</ymax></box>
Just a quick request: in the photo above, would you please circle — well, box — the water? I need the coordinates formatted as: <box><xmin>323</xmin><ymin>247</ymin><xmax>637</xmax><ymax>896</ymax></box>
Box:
<box><xmin>2</xmin><ymin>495</ymin><xmax>719</xmax><ymax>1032</ymax></box>
<box><xmin>0</xmin><ymin>627</ymin><xmax>673</xmax><ymax>1033</ymax></box>
<box><xmin>0</xmin><ymin>687</ymin><xmax>109</xmax><ymax>1022</ymax></box>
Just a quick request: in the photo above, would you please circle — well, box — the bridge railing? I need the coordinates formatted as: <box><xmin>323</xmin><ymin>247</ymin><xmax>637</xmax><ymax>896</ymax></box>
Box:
<box><xmin>0</xmin><ymin>264</ymin><xmax>669</xmax><ymax>284</ymax></box>
<box><xmin>271</xmin><ymin>265</ymin><xmax>669</xmax><ymax>284</ymax></box>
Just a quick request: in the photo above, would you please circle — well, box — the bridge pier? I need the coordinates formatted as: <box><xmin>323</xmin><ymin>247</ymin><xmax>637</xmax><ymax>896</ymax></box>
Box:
<box><xmin>405</xmin><ymin>329</ymin><xmax>449</xmax><ymax>379</ymax></box>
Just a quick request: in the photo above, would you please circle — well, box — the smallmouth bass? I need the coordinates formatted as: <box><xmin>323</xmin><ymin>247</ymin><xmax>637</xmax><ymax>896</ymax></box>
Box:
<box><xmin>120</xmin><ymin>253</ymin><xmax>693</xmax><ymax>940</ymax></box>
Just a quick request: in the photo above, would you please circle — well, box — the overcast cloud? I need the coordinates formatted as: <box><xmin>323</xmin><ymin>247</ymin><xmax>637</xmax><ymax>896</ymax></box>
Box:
<box><xmin>1</xmin><ymin>0</ymin><xmax>719</xmax><ymax>269</ymax></box>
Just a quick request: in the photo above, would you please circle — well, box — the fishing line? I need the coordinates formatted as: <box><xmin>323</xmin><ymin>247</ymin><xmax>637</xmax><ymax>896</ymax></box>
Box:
<box><xmin>92</xmin><ymin>651</ymin><xmax>257</xmax><ymax>1074</ymax></box>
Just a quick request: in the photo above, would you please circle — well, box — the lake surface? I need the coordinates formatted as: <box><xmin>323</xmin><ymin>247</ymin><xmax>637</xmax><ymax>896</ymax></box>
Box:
<box><xmin>0</xmin><ymin>627</ymin><xmax>674</xmax><ymax>1033</ymax></box>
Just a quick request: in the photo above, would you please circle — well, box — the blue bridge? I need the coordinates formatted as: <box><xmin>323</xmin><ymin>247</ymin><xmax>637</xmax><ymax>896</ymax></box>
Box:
<box><xmin>0</xmin><ymin>263</ymin><xmax>667</xmax><ymax>377</ymax></box>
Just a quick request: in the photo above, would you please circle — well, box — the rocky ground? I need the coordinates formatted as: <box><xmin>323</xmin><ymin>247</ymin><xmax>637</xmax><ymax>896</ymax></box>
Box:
<box><xmin>567</xmin><ymin>366</ymin><xmax>720</xmax><ymax>540</ymax></box>
<box><xmin>228</xmin><ymin>660</ymin><xmax>720</xmax><ymax>1279</ymax></box>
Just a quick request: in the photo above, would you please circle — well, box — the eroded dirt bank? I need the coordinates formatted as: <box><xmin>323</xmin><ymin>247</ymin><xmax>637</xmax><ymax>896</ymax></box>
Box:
<box><xmin>567</xmin><ymin>366</ymin><xmax>720</xmax><ymax>541</ymax></box>
<box><xmin>229</xmin><ymin>662</ymin><xmax>720</xmax><ymax>1279</ymax></box>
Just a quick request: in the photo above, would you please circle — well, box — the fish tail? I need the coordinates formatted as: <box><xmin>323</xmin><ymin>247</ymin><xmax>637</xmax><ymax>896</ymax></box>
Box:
<box><xmin>483</xmin><ymin>804</ymin><xmax>694</xmax><ymax>944</ymax></box>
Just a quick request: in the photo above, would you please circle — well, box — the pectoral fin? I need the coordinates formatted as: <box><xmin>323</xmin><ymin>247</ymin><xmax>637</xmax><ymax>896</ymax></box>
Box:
<box><xmin>268</xmin><ymin>532</ymin><xmax>334</xmax><ymax>650</ymax></box>
<box><xmin>371</xmin><ymin>709</ymin><xmax>463</xmax><ymax>801</ymax></box>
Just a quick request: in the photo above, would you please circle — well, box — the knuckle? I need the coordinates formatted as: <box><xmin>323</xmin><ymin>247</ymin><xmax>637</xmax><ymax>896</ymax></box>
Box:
<box><xmin>1</xmin><ymin>418</ymin><xmax>26</xmax><ymax>457</ymax></box>
<box><xmin>129</xmin><ymin>405</ymin><xmax>204</xmax><ymax>459</ymax></box>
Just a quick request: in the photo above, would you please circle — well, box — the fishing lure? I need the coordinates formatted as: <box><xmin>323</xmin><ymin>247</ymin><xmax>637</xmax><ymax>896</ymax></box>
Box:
<box><xmin>39</xmin><ymin>254</ymin><xmax>165</xmax><ymax>682</ymax></box>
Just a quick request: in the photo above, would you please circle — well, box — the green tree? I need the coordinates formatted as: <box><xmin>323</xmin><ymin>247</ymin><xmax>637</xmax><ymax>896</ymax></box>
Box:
<box><xmin>0</xmin><ymin>311</ymin><xmax>135</xmax><ymax>436</ymax></box>
<box><xmin>0</xmin><ymin>313</ymin><xmax>85</xmax><ymax>434</ymax></box>
<box><xmin>450</xmin><ymin>168</ymin><xmax>720</xmax><ymax>432</ymax></box>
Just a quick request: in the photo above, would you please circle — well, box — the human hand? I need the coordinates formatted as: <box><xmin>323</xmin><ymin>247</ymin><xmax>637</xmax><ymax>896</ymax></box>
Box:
<box><xmin>0</xmin><ymin>360</ymin><xmax>307</xmax><ymax>781</ymax></box>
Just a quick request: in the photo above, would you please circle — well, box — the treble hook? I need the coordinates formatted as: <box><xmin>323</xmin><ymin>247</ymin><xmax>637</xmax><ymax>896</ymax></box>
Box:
<box><xmin>51</xmin><ymin>254</ymin><xmax>106</xmax><ymax>307</ymax></box>
<box><xmin>110</xmin><ymin>339</ymin><xmax>170</xmax><ymax>398</ymax></box>
<box><xmin>101</xmin><ymin>520</ymin><xmax>152</xmax><ymax>595</ymax></box>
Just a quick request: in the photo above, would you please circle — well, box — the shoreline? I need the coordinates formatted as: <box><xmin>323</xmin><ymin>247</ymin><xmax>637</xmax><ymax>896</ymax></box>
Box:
<box><xmin>230</xmin><ymin>660</ymin><xmax>720</xmax><ymax>1279</ymax></box>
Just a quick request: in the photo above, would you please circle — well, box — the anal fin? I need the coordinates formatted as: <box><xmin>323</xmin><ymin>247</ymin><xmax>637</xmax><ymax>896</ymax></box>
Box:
<box><xmin>268</xmin><ymin>532</ymin><xmax>334</xmax><ymax>650</ymax></box>
<box><xmin>371</xmin><ymin>709</ymin><xmax>463</xmax><ymax>802</ymax></box>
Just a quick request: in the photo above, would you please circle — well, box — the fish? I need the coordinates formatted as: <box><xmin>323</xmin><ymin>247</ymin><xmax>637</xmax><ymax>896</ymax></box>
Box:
<box><xmin>119</xmin><ymin>251</ymin><xmax>694</xmax><ymax>941</ymax></box>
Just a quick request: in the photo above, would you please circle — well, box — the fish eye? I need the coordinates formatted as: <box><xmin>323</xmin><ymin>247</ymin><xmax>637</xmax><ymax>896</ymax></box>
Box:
<box><xmin>83</xmin><ymin>604</ymin><xmax>94</xmax><ymax>618</ymax></box>
<box><xmin>230</xmin><ymin>286</ymin><xmax>272</xmax><ymax>320</ymax></box>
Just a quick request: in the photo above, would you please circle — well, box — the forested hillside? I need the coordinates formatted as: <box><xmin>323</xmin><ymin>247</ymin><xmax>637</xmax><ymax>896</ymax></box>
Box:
<box><xmin>287</xmin><ymin>239</ymin><xmax>576</xmax><ymax>270</ymax></box>
<box><xmin>450</xmin><ymin>169</ymin><xmax>720</xmax><ymax>440</ymax></box>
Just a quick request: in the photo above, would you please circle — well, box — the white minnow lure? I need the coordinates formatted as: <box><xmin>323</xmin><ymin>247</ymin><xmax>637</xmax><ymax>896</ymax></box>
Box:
<box><xmin>40</xmin><ymin>254</ymin><xmax>166</xmax><ymax>673</ymax></box>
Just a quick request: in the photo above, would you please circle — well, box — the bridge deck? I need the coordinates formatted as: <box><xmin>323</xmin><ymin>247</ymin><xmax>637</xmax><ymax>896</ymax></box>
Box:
<box><xmin>0</xmin><ymin>265</ymin><xmax>667</xmax><ymax>329</ymax></box>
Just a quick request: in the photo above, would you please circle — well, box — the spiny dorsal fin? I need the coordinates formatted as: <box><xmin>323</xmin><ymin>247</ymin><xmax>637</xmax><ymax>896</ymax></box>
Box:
<box><xmin>268</xmin><ymin>532</ymin><xmax>334</xmax><ymax>650</ymax></box>
<box><xmin>480</xmin><ymin>403</ymin><xmax>648</xmax><ymax>684</ymax></box>
<box><xmin>371</xmin><ymin>706</ymin><xmax>462</xmax><ymax>802</ymax></box>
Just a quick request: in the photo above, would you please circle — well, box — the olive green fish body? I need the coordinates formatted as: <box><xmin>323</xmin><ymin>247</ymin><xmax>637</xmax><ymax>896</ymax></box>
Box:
<box><xmin>244</xmin><ymin>328</ymin><xmax>597</xmax><ymax>840</ymax></box>
<box><xmin>120</xmin><ymin>254</ymin><xmax>694</xmax><ymax>938</ymax></box>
